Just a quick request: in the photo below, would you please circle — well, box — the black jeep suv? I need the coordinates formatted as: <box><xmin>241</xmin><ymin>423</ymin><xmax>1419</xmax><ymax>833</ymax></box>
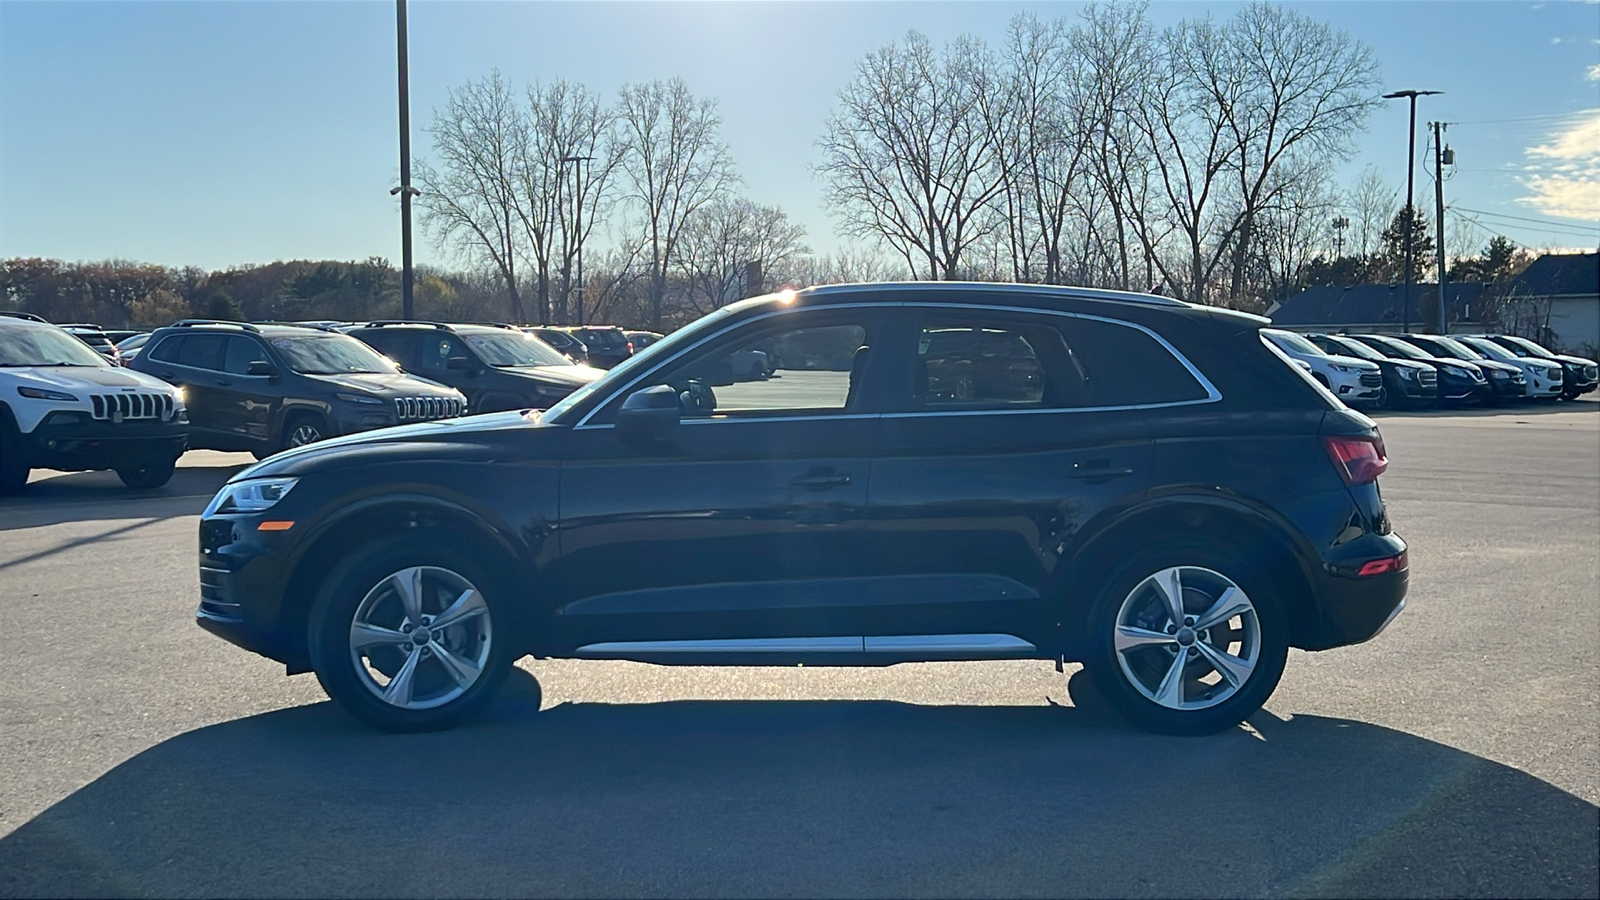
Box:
<box><xmin>347</xmin><ymin>321</ymin><xmax>604</xmax><ymax>413</ymax></box>
<box><xmin>132</xmin><ymin>321</ymin><xmax>466</xmax><ymax>459</ymax></box>
<box><xmin>195</xmin><ymin>283</ymin><xmax>1407</xmax><ymax>735</ymax></box>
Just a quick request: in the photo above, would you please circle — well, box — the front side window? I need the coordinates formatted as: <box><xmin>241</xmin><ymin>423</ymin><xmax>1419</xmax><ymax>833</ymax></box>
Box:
<box><xmin>224</xmin><ymin>336</ymin><xmax>271</xmax><ymax>375</ymax></box>
<box><xmin>176</xmin><ymin>333</ymin><xmax>228</xmax><ymax>371</ymax></box>
<box><xmin>672</xmin><ymin>323</ymin><xmax>869</xmax><ymax>416</ymax></box>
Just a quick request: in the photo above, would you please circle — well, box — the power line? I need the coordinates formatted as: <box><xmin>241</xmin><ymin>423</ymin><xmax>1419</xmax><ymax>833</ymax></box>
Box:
<box><xmin>1451</xmin><ymin>111</ymin><xmax>1595</xmax><ymax>126</ymax></box>
<box><xmin>1449</xmin><ymin>210</ymin><xmax>1597</xmax><ymax>242</ymax></box>
<box><xmin>1454</xmin><ymin>206</ymin><xmax>1597</xmax><ymax>230</ymax></box>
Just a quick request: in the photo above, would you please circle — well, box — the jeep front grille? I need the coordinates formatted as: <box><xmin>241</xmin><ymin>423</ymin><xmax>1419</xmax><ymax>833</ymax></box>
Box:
<box><xmin>395</xmin><ymin>396</ymin><xmax>464</xmax><ymax>421</ymax></box>
<box><xmin>89</xmin><ymin>393</ymin><xmax>172</xmax><ymax>421</ymax></box>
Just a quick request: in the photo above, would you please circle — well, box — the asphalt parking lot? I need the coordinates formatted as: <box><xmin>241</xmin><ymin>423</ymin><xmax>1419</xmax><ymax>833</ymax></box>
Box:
<box><xmin>0</xmin><ymin>398</ymin><xmax>1596</xmax><ymax>898</ymax></box>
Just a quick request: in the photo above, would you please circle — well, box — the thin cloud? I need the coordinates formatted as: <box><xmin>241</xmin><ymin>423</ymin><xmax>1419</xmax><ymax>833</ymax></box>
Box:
<box><xmin>1520</xmin><ymin>110</ymin><xmax>1600</xmax><ymax>220</ymax></box>
<box><xmin>1588</xmin><ymin>63</ymin><xmax>1600</xmax><ymax>81</ymax></box>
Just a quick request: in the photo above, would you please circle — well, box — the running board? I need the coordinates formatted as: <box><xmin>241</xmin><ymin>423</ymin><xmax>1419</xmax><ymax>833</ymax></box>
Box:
<box><xmin>572</xmin><ymin>634</ymin><xmax>1041</xmax><ymax>666</ymax></box>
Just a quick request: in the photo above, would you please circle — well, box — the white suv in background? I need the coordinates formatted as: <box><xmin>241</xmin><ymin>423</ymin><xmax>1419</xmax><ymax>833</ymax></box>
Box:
<box><xmin>1454</xmin><ymin>335</ymin><xmax>1564</xmax><ymax>400</ymax></box>
<box><xmin>0</xmin><ymin>313</ymin><xmax>189</xmax><ymax>493</ymax></box>
<box><xmin>1261</xmin><ymin>328</ymin><xmax>1383</xmax><ymax>407</ymax></box>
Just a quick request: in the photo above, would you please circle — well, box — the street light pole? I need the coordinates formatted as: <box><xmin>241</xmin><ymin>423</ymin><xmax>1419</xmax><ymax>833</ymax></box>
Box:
<box><xmin>392</xmin><ymin>0</ymin><xmax>420</xmax><ymax>319</ymax></box>
<box><xmin>1382</xmin><ymin>89</ymin><xmax>1441</xmax><ymax>333</ymax></box>
<box><xmin>561</xmin><ymin>155</ymin><xmax>595</xmax><ymax>325</ymax></box>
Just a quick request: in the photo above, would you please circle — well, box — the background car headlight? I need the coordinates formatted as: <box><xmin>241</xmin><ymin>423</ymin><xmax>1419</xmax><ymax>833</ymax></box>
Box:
<box><xmin>206</xmin><ymin>477</ymin><xmax>299</xmax><ymax>515</ymax></box>
<box><xmin>1490</xmin><ymin>369</ymin><xmax>1508</xmax><ymax>379</ymax></box>
<box><xmin>18</xmin><ymin>386</ymin><xmax>78</xmax><ymax>402</ymax></box>
<box><xmin>1398</xmin><ymin>367</ymin><xmax>1418</xmax><ymax>379</ymax></box>
<box><xmin>336</xmin><ymin>392</ymin><xmax>385</xmax><ymax>406</ymax></box>
<box><xmin>1330</xmin><ymin>364</ymin><xmax>1356</xmax><ymax>374</ymax></box>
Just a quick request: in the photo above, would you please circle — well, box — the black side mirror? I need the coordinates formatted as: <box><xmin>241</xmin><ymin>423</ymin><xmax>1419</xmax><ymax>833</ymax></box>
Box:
<box><xmin>446</xmin><ymin>356</ymin><xmax>473</xmax><ymax>372</ymax></box>
<box><xmin>616</xmin><ymin>385</ymin><xmax>681</xmax><ymax>442</ymax></box>
<box><xmin>246</xmin><ymin>360</ymin><xmax>278</xmax><ymax>378</ymax></box>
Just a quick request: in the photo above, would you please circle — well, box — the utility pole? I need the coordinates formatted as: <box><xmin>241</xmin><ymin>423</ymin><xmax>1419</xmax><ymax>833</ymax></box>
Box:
<box><xmin>1383</xmin><ymin>89</ymin><xmax>1442</xmax><ymax>333</ymax></box>
<box><xmin>561</xmin><ymin>155</ymin><xmax>595</xmax><ymax>325</ymax></box>
<box><xmin>1432</xmin><ymin>121</ymin><xmax>1451</xmax><ymax>334</ymax></box>
<box><xmin>390</xmin><ymin>0</ymin><xmax>421</xmax><ymax>318</ymax></box>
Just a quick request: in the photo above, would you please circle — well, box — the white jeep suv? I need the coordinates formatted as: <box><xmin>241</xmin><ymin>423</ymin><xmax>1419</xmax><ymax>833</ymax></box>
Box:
<box><xmin>1262</xmin><ymin>329</ymin><xmax>1383</xmax><ymax>407</ymax></box>
<box><xmin>0</xmin><ymin>313</ymin><xmax>189</xmax><ymax>493</ymax></box>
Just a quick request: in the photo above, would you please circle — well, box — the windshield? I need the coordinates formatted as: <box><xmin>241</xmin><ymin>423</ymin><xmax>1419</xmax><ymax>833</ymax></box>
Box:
<box><xmin>1458</xmin><ymin>337</ymin><xmax>1517</xmax><ymax>361</ymax></box>
<box><xmin>462</xmin><ymin>331</ymin><xmax>575</xmax><ymax>367</ymax></box>
<box><xmin>1430</xmin><ymin>335</ymin><xmax>1489</xmax><ymax>360</ymax></box>
<box><xmin>0</xmin><ymin>325</ymin><xmax>110</xmax><ymax>367</ymax></box>
<box><xmin>1363</xmin><ymin>336</ymin><xmax>1432</xmax><ymax>360</ymax></box>
<box><xmin>1497</xmin><ymin>335</ymin><xmax>1552</xmax><ymax>358</ymax></box>
<box><xmin>542</xmin><ymin>304</ymin><xmax>742</xmax><ymax>423</ymax></box>
<box><xmin>1327</xmin><ymin>336</ymin><xmax>1385</xmax><ymax>362</ymax></box>
<box><xmin>273</xmin><ymin>334</ymin><xmax>398</xmax><ymax>375</ymax></box>
<box><xmin>1264</xmin><ymin>330</ymin><xmax>1326</xmax><ymax>356</ymax></box>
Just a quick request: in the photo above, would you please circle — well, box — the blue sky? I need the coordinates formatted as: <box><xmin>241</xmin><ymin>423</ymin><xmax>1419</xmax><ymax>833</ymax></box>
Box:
<box><xmin>1</xmin><ymin>1</ymin><xmax>1596</xmax><ymax>272</ymax></box>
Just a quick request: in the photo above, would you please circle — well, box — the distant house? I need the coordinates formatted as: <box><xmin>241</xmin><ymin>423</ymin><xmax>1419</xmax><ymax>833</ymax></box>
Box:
<box><xmin>1504</xmin><ymin>252</ymin><xmax>1598</xmax><ymax>356</ymax></box>
<box><xmin>1268</xmin><ymin>283</ymin><xmax>1490</xmax><ymax>334</ymax></box>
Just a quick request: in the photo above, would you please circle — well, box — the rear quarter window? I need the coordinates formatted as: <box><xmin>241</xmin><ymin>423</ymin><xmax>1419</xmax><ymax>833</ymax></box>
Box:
<box><xmin>1060</xmin><ymin>317</ymin><xmax>1213</xmax><ymax>407</ymax></box>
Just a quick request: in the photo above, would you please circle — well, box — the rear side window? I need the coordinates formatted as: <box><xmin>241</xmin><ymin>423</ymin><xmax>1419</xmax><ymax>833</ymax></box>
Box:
<box><xmin>907</xmin><ymin>313</ymin><xmax>1210</xmax><ymax>411</ymax></box>
<box><xmin>147</xmin><ymin>335</ymin><xmax>184</xmax><ymax>363</ymax></box>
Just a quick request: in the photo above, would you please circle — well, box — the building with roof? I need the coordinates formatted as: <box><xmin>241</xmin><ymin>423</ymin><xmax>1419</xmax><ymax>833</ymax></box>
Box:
<box><xmin>1504</xmin><ymin>252</ymin><xmax>1598</xmax><ymax>356</ymax></box>
<box><xmin>1268</xmin><ymin>283</ymin><xmax>1490</xmax><ymax>334</ymax></box>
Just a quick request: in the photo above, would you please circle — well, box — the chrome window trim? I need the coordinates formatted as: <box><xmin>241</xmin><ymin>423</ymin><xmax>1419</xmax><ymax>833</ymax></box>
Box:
<box><xmin>571</xmin><ymin>299</ymin><xmax>1220</xmax><ymax>430</ymax></box>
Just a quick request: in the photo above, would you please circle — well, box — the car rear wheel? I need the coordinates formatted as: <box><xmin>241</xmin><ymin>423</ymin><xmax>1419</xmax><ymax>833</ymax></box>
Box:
<box><xmin>116</xmin><ymin>456</ymin><xmax>177</xmax><ymax>489</ymax></box>
<box><xmin>308</xmin><ymin>538</ymin><xmax>514</xmax><ymax>732</ymax></box>
<box><xmin>1084</xmin><ymin>544</ymin><xmax>1289</xmax><ymax>735</ymax></box>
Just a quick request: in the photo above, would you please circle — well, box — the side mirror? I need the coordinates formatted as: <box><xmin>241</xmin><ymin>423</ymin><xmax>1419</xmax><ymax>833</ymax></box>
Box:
<box><xmin>615</xmin><ymin>385</ymin><xmax>680</xmax><ymax>442</ymax></box>
<box><xmin>446</xmin><ymin>356</ymin><xmax>473</xmax><ymax>372</ymax></box>
<box><xmin>246</xmin><ymin>360</ymin><xmax>278</xmax><ymax>378</ymax></box>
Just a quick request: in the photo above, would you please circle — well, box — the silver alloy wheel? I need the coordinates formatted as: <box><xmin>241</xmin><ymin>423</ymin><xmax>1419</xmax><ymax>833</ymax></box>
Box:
<box><xmin>1113</xmin><ymin>565</ymin><xmax>1260</xmax><ymax>711</ymax></box>
<box><xmin>288</xmin><ymin>422</ymin><xmax>323</xmax><ymax>447</ymax></box>
<box><xmin>348</xmin><ymin>565</ymin><xmax>493</xmax><ymax>711</ymax></box>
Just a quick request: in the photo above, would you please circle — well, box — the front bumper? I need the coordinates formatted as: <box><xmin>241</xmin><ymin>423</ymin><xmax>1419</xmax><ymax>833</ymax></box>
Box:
<box><xmin>196</xmin><ymin>509</ymin><xmax>305</xmax><ymax>668</ymax></box>
<box><xmin>24</xmin><ymin>414</ymin><xmax>188</xmax><ymax>471</ymax></box>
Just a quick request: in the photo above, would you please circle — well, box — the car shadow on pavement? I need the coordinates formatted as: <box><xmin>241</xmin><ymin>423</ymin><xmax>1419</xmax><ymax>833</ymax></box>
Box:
<box><xmin>0</xmin><ymin>464</ymin><xmax>245</xmax><ymax>531</ymax></box>
<box><xmin>1</xmin><ymin>668</ymin><xmax>1595</xmax><ymax>899</ymax></box>
<box><xmin>1369</xmin><ymin>396</ymin><xmax>1599</xmax><ymax>419</ymax></box>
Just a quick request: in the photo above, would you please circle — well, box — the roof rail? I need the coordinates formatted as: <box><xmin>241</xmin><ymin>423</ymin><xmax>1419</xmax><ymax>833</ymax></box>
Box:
<box><xmin>58</xmin><ymin>322</ymin><xmax>106</xmax><ymax>330</ymax></box>
<box><xmin>250</xmin><ymin>320</ymin><xmax>341</xmax><ymax>333</ymax></box>
<box><xmin>0</xmin><ymin>310</ymin><xmax>49</xmax><ymax>323</ymax></box>
<box><xmin>171</xmin><ymin>319</ymin><xmax>262</xmax><ymax>333</ymax></box>
<box><xmin>361</xmin><ymin>319</ymin><xmax>454</xmax><ymax>330</ymax></box>
<box><xmin>456</xmin><ymin>321</ymin><xmax>520</xmax><ymax>330</ymax></box>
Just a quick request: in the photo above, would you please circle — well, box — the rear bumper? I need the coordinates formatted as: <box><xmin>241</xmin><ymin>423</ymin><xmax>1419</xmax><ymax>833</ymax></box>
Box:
<box><xmin>24</xmin><ymin>416</ymin><xmax>187</xmax><ymax>471</ymax></box>
<box><xmin>1298</xmin><ymin>533</ymin><xmax>1409</xmax><ymax>651</ymax></box>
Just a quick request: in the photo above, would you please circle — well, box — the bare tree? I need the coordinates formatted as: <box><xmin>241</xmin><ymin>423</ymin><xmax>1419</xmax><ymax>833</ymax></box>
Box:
<box><xmin>675</xmin><ymin>197</ymin><xmax>809</xmax><ymax>317</ymax></box>
<box><xmin>817</xmin><ymin>31</ymin><xmax>1009</xmax><ymax>280</ymax></box>
<box><xmin>618</xmin><ymin>78</ymin><xmax>738</xmax><ymax>330</ymax></box>
<box><xmin>1221</xmin><ymin>2</ymin><xmax>1380</xmax><ymax>300</ymax></box>
<box><xmin>1345</xmin><ymin>164</ymin><xmax>1397</xmax><ymax>259</ymax></box>
<box><xmin>416</xmin><ymin>71</ymin><xmax>528</xmax><ymax>322</ymax></box>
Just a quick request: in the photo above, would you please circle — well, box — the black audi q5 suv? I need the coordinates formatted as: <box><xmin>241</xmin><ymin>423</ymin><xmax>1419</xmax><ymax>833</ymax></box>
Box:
<box><xmin>195</xmin><ymin>283</ymin><xmax>1408</xmax><ymax>735</ymax></box>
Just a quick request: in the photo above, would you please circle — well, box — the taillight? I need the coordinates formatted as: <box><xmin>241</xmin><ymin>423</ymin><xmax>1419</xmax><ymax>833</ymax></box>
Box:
<box><xmin>1357</xmin><ymin>550</ymin><xmax>1408</xmax><ymax>577</ymax></box>
<box><xmin>1324</xmin><ymin>435</ymin><xmax>1388</xmax><ymax>485</ymax></box>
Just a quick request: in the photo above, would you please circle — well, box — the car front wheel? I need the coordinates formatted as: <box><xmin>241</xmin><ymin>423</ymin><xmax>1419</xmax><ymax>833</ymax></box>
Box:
<box><xmin>1084</xmin><ymin>545</ymin><xmax>1289</xmax><ymax>735</ymax></box>
<box><xmin>308</xmin><ymin>538</ymin><xmax>514</xmax><ymax>732</ymax></box>
<box><xmin>116</xmin><ymin>456</ymin><xmax>177</xmax><ymax>489</ymax></box>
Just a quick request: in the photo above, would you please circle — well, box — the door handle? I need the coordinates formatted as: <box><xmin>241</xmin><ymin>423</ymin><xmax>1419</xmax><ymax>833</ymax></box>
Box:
<box><xmin>790</xmin><ymin>472</ymin><xmax>852</xmax><ymax>490</ymax></box>
<box><xmin>159</xmin><ymin>371</ymin><xmax>177</xmax><ymax>380</ymax></box>
<box><xmin>214</xmin><ymin>379</ymin><xmax>232</xmax><ymax>387</ymax></box>
<box><xmin>1069</xmin><ymin>459</ymin><xmax>1134</xmax><ymax>480</ymax></box>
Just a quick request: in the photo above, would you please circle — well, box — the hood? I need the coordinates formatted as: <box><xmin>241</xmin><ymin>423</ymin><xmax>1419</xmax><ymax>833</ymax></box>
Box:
<box><xmin>497</xmin><ymin>364</ymin><xmax>606</xmax><ymax>387</ymax></box>
<box><xmin>236</xmin><ymin>410</ymin><xmax>548</xmax><ymax>481</ymax></box>
<box><xmin>1471</xmin><ymin>359</ymin><xmax>1522</xmax><ymax>375</ymax></box>
<box><xmin>1325</xmin><ymin>354</ymin><xmax>1381</xmax><ymax>372</ymax></box>
<box><xmin>1390</xmin><ymin>359</ymin><xmax>1433</xmax><ymax>373</ymax></box>
<box><xmin>10</xmin><ymin>365</ymin><xmax>178</xmax><ymax>394</ymax></box>
<box><xmin>302</xmin><ymin>372</ymin><xmax>464</xmax><ymax>398</ymax></box>
<box><xmin>1551</xmin><ymin>353</ymin><xmax>1597</xmax><ymax>368</ymax></box>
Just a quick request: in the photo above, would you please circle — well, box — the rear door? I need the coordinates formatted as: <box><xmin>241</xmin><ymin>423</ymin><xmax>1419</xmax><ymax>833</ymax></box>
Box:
<box><xmin>861</xmin><ymin>304</ymin><xmax>1216</xmax><ymax>641</ymax></box>
<box><xmin>145</xmin><ymin>333</ymin><xmax>234</xmax><ymax>445</ymax></box>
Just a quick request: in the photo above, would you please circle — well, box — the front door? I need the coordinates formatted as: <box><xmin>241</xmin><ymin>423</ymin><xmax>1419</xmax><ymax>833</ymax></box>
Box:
<box><xmin>548</xmin><ymin>308</ymin><xmax>890</xmax><ymax>647</ymax></box>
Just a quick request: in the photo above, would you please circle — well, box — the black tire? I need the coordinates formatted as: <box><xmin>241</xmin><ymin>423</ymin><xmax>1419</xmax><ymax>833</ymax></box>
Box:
<box><xmin>0</xmin><ymin>408</ymin><xmax>29</xmax><ymax>495</ymax></box>
<box><xmin>116</xmin><ymin>456</ymin><xmax>178</xmax><ymax>489</ymax></box>
<box><xmin>1082</xmin><ymin>540</ymin><xmax>1290</xmax><ymax>736</ymax></box>
<box><xmin>1312</xmin><ymin>373</ymin><xmax>1330</xmax><ymax>389</ymax></box>
<box><xmin>279</xmin><ymin>413</ymin><xmax>328</xmax><ymax>452</ymax></box>
<box><xmin>308</xmin><ymin>535</ymin><xmax>515</xmax><ymax>732</ymax></box>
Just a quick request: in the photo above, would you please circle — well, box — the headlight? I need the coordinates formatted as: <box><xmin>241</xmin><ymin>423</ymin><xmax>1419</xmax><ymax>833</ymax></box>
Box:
<box><xmin>18</xmin><ymin>386</ymin><xmax>78</xmax><ymax>402</ymax></box>
<box><xmin>336</xmin><ymin>392</ymin><xmax>385</xmax><ymax>406</ymax></box>
<box><xmin>1398</xmin><ymin>367</ymin><xmax>1417</xmax><ymax>380</ymax></box>
<box><xmin>172</xmin><ymin>386</ymin><xmax>186</xmax><ymax>405</ymax></box>
<box><xmin>205</xmin><ymin>477</ymin><xmax>299</xmax><ymax>515</ymax></box>
<box><xmin>1490</xmin><ymin>369</ymin><xmax>1508</xmax><ymax>379</ymax></box>
<box><xmin>1330</xmin><ymin>364</ymin><xmax>1355</xmax><ymax>374</ymax></box>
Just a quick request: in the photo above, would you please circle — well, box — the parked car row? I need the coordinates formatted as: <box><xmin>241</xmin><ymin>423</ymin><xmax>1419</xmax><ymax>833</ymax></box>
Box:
<box><xmin>1263</xmin><ymin>327</ymin><xmax>1597</xmax><ymax>409</ymax></box>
